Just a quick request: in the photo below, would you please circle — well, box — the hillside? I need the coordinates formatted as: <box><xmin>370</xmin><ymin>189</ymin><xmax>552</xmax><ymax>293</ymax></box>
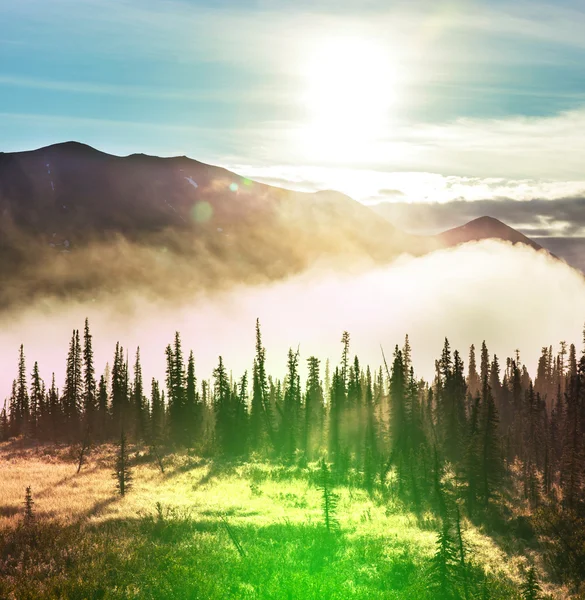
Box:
<box><xmin>0</xmin><ymin>143</ymin><xmax>552</xmax><ymax>308</ymax></box>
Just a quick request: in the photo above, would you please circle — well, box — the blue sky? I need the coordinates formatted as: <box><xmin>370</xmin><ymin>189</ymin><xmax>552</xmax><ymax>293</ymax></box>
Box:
<box><xmin>2</xmin><ymin>0</ymin><xmax>585</xmax><ymax>209</ymax></box>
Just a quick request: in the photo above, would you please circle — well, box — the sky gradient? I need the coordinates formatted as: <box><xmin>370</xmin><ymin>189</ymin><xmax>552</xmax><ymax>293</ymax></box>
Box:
<box><xmin>2</xmin><ymin>0</ymin><xmax>585</xmax><ymax>233</ymax></box>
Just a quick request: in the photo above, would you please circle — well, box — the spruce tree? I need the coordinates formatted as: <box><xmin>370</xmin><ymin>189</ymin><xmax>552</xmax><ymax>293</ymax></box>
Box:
<box><xmin>0</xmin><ymin>401</ymin><xmax>8</xmax><ymax>441</ymax></box>
<box><xmin>520</xmin><ymin>567</ymin><xmax>541</xmax><ymax>600</ymax></box>
<box><xmin>150</xmin><ymin>378</ymin><xmax>164</xmax><ymax>445</ymax></box>
<box><xmin>479</xmin><ymin>383</ymin><xmax>502</xmax><ymax>508</ymax></box>
<box><xmin>213</xmin><ymin>356</ymin><xmax>232</xmax><ymax>455</ymax></box>
<box><xmin>318</xmin><ymin>459</ymin><xmax>339</xmax><ymax>532</ymax></box>
<box><xmin>82</xmin><ymin>318</ymin><xmax>97</xmax><ymax>434</ymax></box>
<box><xmin>15</xmin><ymin>345</ymin><xmax>29</xmax><ymax>437</ymax></box>
<box><xmin>281</xmin><ymin>348</ymin><xmax>300</xmax><ymax>460</ymax></box>
<box><xmin>23</xmin><ymin>486</ymin><xmax>34</xmax><ymax>524</ymax></box>
<box><xmin>29</xmin><ymin>361</ymin><xmax>43</xmax><ymax>439</ymax></box>
<box><xmin>429</xmin><ymin>518</ymin><xmax>459</xmax><ymax>600</ymax></box>
<box><xmin>114</xmin><ymin>430</ymin><xmax>132</xmax><ymax>496</ymax></box>
<box><xmin>166</xmin><ymin>333</ymin><xmax>187</xmax><ymax>444</ymax></box>
<box><xmin>305</xmin><ymin>356</ymin><xmax>323</xmax><ymax>460</ymax></box>
<box><xmin>97</xmin><ymin>375</ymin><xmax>108</xmax><ymax>439</ymax></box>
<box><xmin>62</xmin><ymin>330</ymin><xmax>82</xmax><ymax>436</ymax></box>
<box><xmin>251</xmin><ymin>319</ymin><xmax>271</xmax><ymax>451</ymax></box>
<box><xmin>185</xmin><ymin>350</ymin><xmax>198</xmax><ymax>447</ymax></box>
<box><xmin>111</xmin><ymin>342</ymin><xmax>127</xmax><ymax>434</ymax></box>
<box><xmin>48</xmin><ymin>374</ymin><xmax>61</xmax><ymax>441</ymax></box>
<box><xmin>132</xmin><ymin>348</ymin><xmax>146</xmax><ymax>442</ymax></box>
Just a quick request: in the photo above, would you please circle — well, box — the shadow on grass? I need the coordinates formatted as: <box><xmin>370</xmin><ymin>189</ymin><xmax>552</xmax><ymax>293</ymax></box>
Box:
<box><xmin>0</xmin><ymin>504</ymin><xmax>522</xmax><ymax>600</ymax></box>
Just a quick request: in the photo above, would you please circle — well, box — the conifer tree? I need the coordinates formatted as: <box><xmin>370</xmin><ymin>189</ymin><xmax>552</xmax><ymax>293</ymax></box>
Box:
<box><xmin>0</xmin><ymin>401</ymin><xmax>8</xmax><ymax>441</ymax></box>
<box><xmin>185</xmin><ymin>350</ymin><xmax>198</xmax><ymax>447</ymax></box>
<box><xmin>429</xmin><ymin>517</ymin><xmax>459</xmax><ymax>600</ymax></box>
<box><xmin>47</xmin><ymin>374</ymin><xmax>61</xmax><ymax>440</ymax></box>
<box><xmin>23</xmin><ymin>486</ymin><xmax>34</xmax><ymax>524</ymax></box>
<box><xmin>234</xmin><ymin>371</ymin><xmax>248</xmax><ymax>456</ymax></box>
<box><xmin>166</xmin><ymin>333</ymin><xmax>187</xmax><ymax>444</ymax></box>
<box><xmin>15</xmin><ymin>345</ymin><xmax>29</xmax><ymax>437</ymax></box>
<box><xmin>468</xmin><ymin>345</ymin><xmax>480</xmax><ymax>399</ymax></box>
<box><xmin>464</xmin><ymin>392</ymin><xmax>481</xmax><ymax>515</ymax></box>
<box><xmin>281</xmin><ymin>348</ymin><xmax>300</xmax><ymax>460</ymax></box>
<box><xmin>305</xmin><ymin>356</ymin><xmax>323</xmax><ymax>460</ymax></box>
<box><xmin>150</xmin><ymin>378</ymin><xmax>164</xmax><ymax>445</ymax></box>
<box><xmin>251</xmin><ymin>319</ymin><xmax>274</xmax><ymax>451</ymax></box>
<box><xmin>29</xmin><ymin>361</ymin><xmax>43</xmax><ymax>439</ymax></box>
<box><xmin>82</xmin><ymin>318</ymin><xmax>97</xmax><ymax>433</ymax></box>
<box><xmin>62</xmin><ymin>330</ymin><xmax>82</xmax><ymax>435</ymax></box>
<box><xmin>111</xmin><ymin>342</ymin><xmax>127</xmax><ymax>434</ymax></box>
<box><xmin>479</xmin><ymin>382</ymin><xmax>502</xmax><ymax>507</ymax></box>
<box><xmin>132</xmin><ymin>347</ymin><xmax>146</xmax><ymax>441</ymax></box>
<box><xmin>97</xmin><ymin>375</ymin><xmax>108</xmax><ymax>439</ymax></box>
<box><xmin>213</xmin><ymin>356</ymin><xmax>233</xmax><ymax>455</ymax></box>
<box><xmin>318</xmin><ymin>459</ymin><xmax>339</xmax><ymax>532</ymax></box>
<box><xmin>328</xmin><ymin>367</ymin><xmax>345</xmax><ymax>472</ymax></box>
<box><xmin>363</xmin><ymin>366</ymin><xmax>378</xmax><ymax>492</ymax></box>
<box><xmin>114</xmin><ymin>430</ymin><xmax>132</xmax><ymax>496</ymax></box>
<box><xmin>520</xmin><ymin>567</ymin><xmax>541</xmax><ymax>600</ymax></box>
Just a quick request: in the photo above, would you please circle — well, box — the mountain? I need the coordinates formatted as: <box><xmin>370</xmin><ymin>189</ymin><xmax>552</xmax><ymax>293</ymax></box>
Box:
<box><xmin>435</xmin><ymin>216</ymin><xmax>544</xmax><ymax>252</ymax></box>
<box><xmin>0</xmin><ymin>142</ymin><xmax>550</xmax><ymax>308</ymax></box>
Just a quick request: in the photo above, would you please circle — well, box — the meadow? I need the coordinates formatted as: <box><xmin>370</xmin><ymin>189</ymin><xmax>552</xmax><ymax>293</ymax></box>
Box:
<box><xmin>0</xmin><ymin>440</ymin><xmax>544</xmax><ymax>600</ymax></box>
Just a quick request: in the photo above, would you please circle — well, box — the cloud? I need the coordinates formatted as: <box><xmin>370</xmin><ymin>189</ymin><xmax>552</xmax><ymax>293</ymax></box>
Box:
<box><xmin>1</xmin><ymin>239</ymin><xmax>584</xmax><ymax>401</ymax></box>
<box><xmin>372</xmin><ymin>196</ymin><xmax>585</xmax><ymax>236</ymax></box>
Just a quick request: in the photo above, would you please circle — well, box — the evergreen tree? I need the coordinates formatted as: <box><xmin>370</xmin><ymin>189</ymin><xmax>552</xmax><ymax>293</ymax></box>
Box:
<box><xmin>213</xmin><ymin>356</ymin><xmax>233</xmax><ymax>455</ymax></box>
<box><xmin>23</xmin><ymin>486</ymin><xmax>34</xmax><ymax>524</ymax></box>
<box><xmin>15</xmin><ymin>345</ymin><xmax>29</xmax><ymax>437</ymax></box>
<box><xmin>468</xmin><ymin>345</ymin><xmax>480</xmax><ymax>399</ymax></box>
<box><xmin>479</xmin><ymin>382</ymin><xmax>502</xmax><ymax>507</ymax></box>
<box><xmin>0</xmin><ymin>401</ymin><xmax>9</xmax><ymax>441</ymax></box>
<box><xmin>132</xmin><ymin>348</ymin><xmax>146</xmax><ymax>441</ymax></box>
<box><xmin>429</xmin><ymin>518</ymin><xmax>460</xmax><ymax>600</ymax></box>
<box><xmin>47</xmin><ymin>374</ymin><xmax>61</xmax><ymax>440</ymax></box>
<box><xmin>281</xmin><ymin>348</ymin><xmax>300</xmax><ymax>460</ymax></box>
<box><xmin>185</xmin><ymin>350</ymin><xmax>198</xmax><ymax>447</ymax></box>
<box><xmin>150</xmin><ymin>378</ymin><xmax>165</xmax><ymax>445</ymax></box>
<box><xmin>165</xmin><ymin>333</ymin><xmax>187</xmax><ymax>444</ymax></box>
<box><xmin>363</xmin><ymin>365</ymin><xmax>378</xmax><ymax>492</ymax></box>
<box><xmin>114</xmin><ymin>430</ymin><xmax>132</xmax><ymax>496</ymax></box>
<box><xmin>111</xmin><ymin>342</ymin><xmax>127</xmax><ymax>434</ymax></box>
<box><xmin>62</xmin><ymin>330</ymin><xmax>82</xmax><ymax>436</ymax></box>
<box><xmin>305</xmin><ymin>356</ymin><xmax>323</xmax><ymax>460</ymax></box>
<box><xmin>251</xmin><ymin>319</ymin><xmax>273</xmax><ymax>451</ymax></box>
<box><xmin>97</xmin><ymin>375</ymin><xmax>108</xmax><ymax>439</ymax></box>
<box><xmin>29</xmin><ymin>361</ymin><xmax>43</xmax><ymax>439</ymax></box>
<box><xmin>82</xmin><ymin>318</ymin><xmax>97</xmax><ymax>433</ymax></box>
<box><xmin>318</xmin><ymin>459</ymin><xmax>339</xmax><ymax>532</ymax></box>
<box><xmin>520</xmin><ymin>567</ymin><xmax>541</xmax><ymax>600</ymax></box>
<box><xmin>329</xmin><ymin>367</ymin><xmax>345</xmax><ymax>472</ymax></box>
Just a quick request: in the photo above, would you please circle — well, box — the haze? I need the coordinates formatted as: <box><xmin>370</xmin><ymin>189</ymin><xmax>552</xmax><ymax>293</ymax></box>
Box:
<box><xmin>1</xmin><ymin>240</ymin><xmax>583</xmax><ymax>399</ymax></box>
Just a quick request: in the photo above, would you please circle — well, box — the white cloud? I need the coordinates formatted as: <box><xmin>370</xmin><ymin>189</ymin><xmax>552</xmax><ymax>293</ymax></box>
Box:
<box><xmin>1</xmin><ymin>240</ymin><xmax>584</xmax><ymax>396</ymax></box>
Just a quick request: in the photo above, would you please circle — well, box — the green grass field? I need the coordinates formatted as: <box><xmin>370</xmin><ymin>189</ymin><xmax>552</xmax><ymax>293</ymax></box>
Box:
<box><xmin>0</xmin><ymin>441</ymin><xmax>552</xmax><ymax>599</ymax></box>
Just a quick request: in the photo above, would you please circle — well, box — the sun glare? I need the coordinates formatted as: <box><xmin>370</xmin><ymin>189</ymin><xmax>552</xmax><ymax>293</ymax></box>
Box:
<box><xmin>300</xmin><ymin>36</ymin><xmax>398</xmax><ymax>163</ymax></box>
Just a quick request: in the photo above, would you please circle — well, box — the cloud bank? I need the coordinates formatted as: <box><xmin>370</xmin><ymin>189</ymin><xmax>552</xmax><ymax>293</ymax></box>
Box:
<box><xmin>1</xmin><ymin>240</ymin><xmax>584</xmax><ymax>402</ymax></box>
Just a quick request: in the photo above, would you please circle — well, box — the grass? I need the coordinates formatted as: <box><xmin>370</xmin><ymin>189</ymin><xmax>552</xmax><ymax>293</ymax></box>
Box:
<box><xmin>0</xmin><ymin>440</ymin><xmax>545</xmax><ymax>599</ymax></box>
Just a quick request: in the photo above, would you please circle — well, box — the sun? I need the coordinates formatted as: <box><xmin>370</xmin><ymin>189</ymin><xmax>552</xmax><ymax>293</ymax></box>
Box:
<box><xmin>299</xmin><ymin>35</ymin><xmax>398</xmax><ymax>164</ymax></box>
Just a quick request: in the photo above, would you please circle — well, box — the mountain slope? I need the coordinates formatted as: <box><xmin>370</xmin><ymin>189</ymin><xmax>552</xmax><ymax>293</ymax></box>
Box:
<box><xmin>0</xmin><ymin>142</ymin><xmax>552</xmax><ymax>308</ymax></box>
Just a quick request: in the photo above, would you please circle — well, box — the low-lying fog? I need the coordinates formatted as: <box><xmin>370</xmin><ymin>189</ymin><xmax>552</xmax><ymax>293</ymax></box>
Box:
<box><xmin>1</xmin><ymin>239</ymin><xmax>584</xmax><ymax>398</ymax></box>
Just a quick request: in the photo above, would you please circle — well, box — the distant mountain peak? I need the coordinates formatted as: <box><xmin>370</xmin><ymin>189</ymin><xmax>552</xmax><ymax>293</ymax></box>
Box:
<box><xmin>438</xmin><ymin>214</ymin><xmax>543</xmax><ymax>252</ymax></box>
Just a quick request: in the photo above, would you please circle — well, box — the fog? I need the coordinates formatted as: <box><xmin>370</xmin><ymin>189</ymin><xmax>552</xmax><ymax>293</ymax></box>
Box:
<box><xmin>1</xmin><ymin>239</ymin><xmax>584</xmax><ymax>400</ymax></box>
